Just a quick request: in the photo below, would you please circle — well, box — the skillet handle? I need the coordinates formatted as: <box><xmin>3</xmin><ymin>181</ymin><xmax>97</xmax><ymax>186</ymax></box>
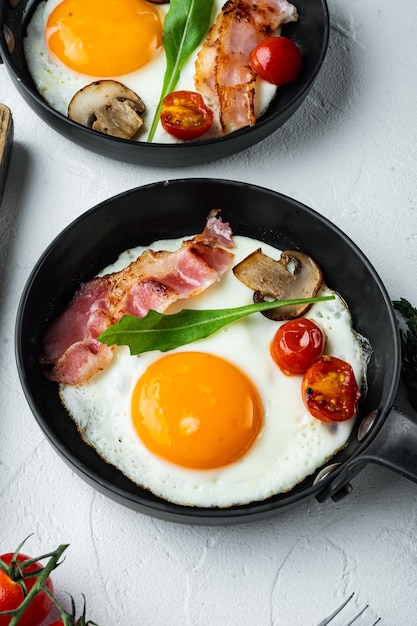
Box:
<box><xmin>358</xmin><ymin>403</ymin><xmax>417</xmax><ymax>481</ymax></box>
<box><xmin>317</xmin><ymin>384</ymin><xmax>417</xmax><ymax>502</ymax></box>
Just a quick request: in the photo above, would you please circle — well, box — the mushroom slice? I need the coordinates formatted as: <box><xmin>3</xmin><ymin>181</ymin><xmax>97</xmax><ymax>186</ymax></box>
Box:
<box><xmin>232</xmin><ymin>249</ymin><xmax>323</xmax><ymax>320</ymax></box>
<box><xmin>68</xmin><ymin>80</ymin><xmax>146</xmax><ymax>140</ymax></box>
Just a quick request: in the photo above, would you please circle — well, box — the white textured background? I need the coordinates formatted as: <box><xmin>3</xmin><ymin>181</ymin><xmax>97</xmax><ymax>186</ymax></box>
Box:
<box><xmin>1</xmin><ymin>1</ymin><xmax>417</xmax><ymax>624</ymax></box>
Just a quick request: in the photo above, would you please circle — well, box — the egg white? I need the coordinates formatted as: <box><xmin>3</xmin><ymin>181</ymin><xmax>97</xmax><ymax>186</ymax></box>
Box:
<box><xmin>24</xmin><ymin>0</ymin><xmax>278</xmax><ymax>143</ymax></box>
<box><xmin>59</xmin><ymin>236</ymin><xmax>368</xmax><ymax>508</ymax></box>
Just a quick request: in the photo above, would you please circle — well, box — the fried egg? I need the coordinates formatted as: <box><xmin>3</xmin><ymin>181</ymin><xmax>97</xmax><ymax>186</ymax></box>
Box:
<box><xmin>23</xmin><ymin>0</ymin><xmax>277</xmax><ymax>143</ymax></box>
<box><xmin>59</xmin><ymin>236</ymin><xmax>368</xmax><ymax>508</ymax></box>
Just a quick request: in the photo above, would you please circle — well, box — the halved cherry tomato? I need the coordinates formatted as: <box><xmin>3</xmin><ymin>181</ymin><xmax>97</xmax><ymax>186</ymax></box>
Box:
<box><xmin>160</xmin><ymin>90</ymin><xmax>213</xmax><ymax>140</ymax></box>
<box><xmin>302</xmin><ymin>355</ymin><xmax>361</xmax><ymax>423</ymax></box>
<box><xmin>249</xmin><ymin>36</ymin><xmax>302</xmax><ymax>86</ymax></box>
<box><xmin>0</xmin><ymin>552</ymin><xmax>54</xmax><ymax>626</ymax></box>
<box><xmin>270</xmin><ymin>318</ymin><xmax>325</xmax><ymax>375</ymax></box>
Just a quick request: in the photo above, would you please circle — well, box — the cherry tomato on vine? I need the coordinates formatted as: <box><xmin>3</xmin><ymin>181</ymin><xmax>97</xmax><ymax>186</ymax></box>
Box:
<box><xmin>0</xmin><ymin>552</ymin><xmax>54</xmax><ymax>626</ymax></box>
<box><xmin>270</xmin><ymin>318</ymin><xmax>325</xmax><ymax>375</ymax></box>
<box><xmin>160</xmin><ymin>90</ymin><xmax>213</xmax><ymax>140</ymax></box>
<box><xmin>249</xmin><ymin>36</ymin><xmax>302</xmax><ymax>86</ymax></box>
<box><xmin>302</xmin><ymin>355</ymin><xmax>361</xmax><ymax>423</ymax></box>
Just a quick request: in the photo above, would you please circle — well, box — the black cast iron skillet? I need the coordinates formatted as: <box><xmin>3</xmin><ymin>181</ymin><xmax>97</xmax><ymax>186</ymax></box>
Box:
<box><xmin>15</xmin><ymin>179</ymin><xmax>417</xmax><ymax>525</ymax></box>
<box><xmin>0</xmin><ymin>0</ymin><xmax>329</xmax><ymax>166</ymax></box>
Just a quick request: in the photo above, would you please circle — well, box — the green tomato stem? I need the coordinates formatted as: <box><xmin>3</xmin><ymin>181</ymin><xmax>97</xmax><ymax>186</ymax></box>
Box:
<box><xmin>0</xmin><ymin>544</ymin><xmax>69</xmax><ymax>625</ymax></box>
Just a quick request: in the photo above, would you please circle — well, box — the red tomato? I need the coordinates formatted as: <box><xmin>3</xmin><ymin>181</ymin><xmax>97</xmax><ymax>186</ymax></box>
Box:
<box><xmin>160</xmin><ymin>90</ymin><xmax>213</xmax><ymax>140</ymax></box>
<box><xmin>0</xmin><ymin>553</ymin><xmax>54</xmax><ymax>626</ymax></box>
<box><xmin>271</xmin><ymin>318</ymin><xmax>325</xmax><ymax>375</ymax></box>
<box><xmin>302</xmin><ymin>355</ymin><xmax>361</xmax><ymax>423</ymax></box>
<box><xmin>249</xmin><ymin>36</ymin><xmax>302</xmax><ymax>85</ymax></box>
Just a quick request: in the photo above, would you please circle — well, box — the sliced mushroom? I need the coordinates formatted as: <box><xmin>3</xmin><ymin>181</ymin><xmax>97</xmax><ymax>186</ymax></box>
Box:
<box><xmin>232</xmin><ymin>249</ymin><xmax>323</xmax><ymax>320</ymax></box>
<box><xmin>68</xmin><ymin>80</ymin><xmax>146</xmax><ymax>140</ymax></box>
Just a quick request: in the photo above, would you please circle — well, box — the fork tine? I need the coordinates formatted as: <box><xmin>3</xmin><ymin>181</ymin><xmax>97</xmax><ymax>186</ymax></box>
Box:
<box><xmin>344</xmin><ymin>604</ymin><xmax>368</xmax><ymax>625</ymax></box>
<box><xmin>316</xmin><ymin>593</ymin><xmax>355</xmax><ymax>626</ymax></box>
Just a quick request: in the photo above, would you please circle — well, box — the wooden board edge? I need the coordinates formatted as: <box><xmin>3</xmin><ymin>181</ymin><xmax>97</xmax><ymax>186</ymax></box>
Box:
<box><xmin>0</xmin><ymin>104</ymin><xmax>14</xmax><ymax>206</ymax></box>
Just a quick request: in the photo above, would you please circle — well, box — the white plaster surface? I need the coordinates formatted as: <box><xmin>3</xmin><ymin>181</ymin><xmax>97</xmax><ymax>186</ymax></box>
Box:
<box><xmin>1</xmin><ymin>1</ymin><xmax>417</xmax><ymax>624</ymax></box>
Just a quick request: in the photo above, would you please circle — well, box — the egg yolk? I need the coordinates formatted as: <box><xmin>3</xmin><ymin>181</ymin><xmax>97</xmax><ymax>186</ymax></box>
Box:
<box><xmin>45</xmin><ymin>0</ymin><xmax>163</xmax><ymax>77</ymax></box>
<box><xmin>131</xmin><ymin>352</ymin><xmax>263</xmax><ymax>470</ymax></box>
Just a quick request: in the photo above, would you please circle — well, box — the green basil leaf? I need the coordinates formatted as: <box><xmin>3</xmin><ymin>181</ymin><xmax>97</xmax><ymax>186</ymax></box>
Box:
<box><xmin>98</xmin><ymin>296</ymin><xmax>335</xmax><ymax>355</ymax></box>
<box><xmin>147</xmin><ymin>0</ymin><xmax>215</xmax><ymax>142</ymax></box>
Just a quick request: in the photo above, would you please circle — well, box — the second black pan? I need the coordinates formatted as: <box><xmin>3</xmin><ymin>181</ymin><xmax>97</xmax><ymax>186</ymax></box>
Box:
<box><xmin>0</xmin><ymin>0</ymin><xmax>329</xmax><ymax>166</ymax></box>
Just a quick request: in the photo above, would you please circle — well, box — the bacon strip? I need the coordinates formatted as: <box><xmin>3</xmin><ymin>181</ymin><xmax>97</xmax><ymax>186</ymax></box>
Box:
<box><xmin>41</xmin><ymin>211</ymin><xmax>235</xmax><ymax>385</ymax></box>
<box><xmin>195</xmin><ymin>0</ymin><xmax>298</xmax><ymax>134</ymax></box>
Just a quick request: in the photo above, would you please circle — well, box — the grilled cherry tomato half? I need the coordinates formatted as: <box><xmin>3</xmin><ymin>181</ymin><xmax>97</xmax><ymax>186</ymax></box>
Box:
<box><xmin>0</xmin><ymin>552</ymin><xmax>54</xmax><ymax>626</ymax></box>
<box><xmin>160</xmin><ymin>90</ymin><xmax>213</xmax><ymax>140</ymax></box>
<box><xmin>249</xmin><ymin>36</ymin><xmax>302</xmax><ymax>86</ymax></box>
<box><xmin>271</xmin><ymin>318</ymin><xmax>325</xmax><ymax>375</ymax></box>
<box><xmin>302</xmin><ymin>355</ymin><xmax>361</xmax><ymax>423</ymax></box>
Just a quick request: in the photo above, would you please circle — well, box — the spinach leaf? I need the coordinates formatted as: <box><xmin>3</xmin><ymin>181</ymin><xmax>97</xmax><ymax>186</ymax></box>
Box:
<box><xmin>393</xmin><ymin>298</ymin><xmax>417</xmax><ymax>412</ymax></box>
<box><xmin>147</xmin><ymin>0</ymin><xmax>215</xmax><ymax>142</ymax></box>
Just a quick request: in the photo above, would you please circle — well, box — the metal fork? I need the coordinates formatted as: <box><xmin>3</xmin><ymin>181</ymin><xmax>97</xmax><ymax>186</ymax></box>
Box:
<box><xmin>317</xmin><ymin>593</ymin><xmax>381</xmax><ymax>626</ymax></box>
